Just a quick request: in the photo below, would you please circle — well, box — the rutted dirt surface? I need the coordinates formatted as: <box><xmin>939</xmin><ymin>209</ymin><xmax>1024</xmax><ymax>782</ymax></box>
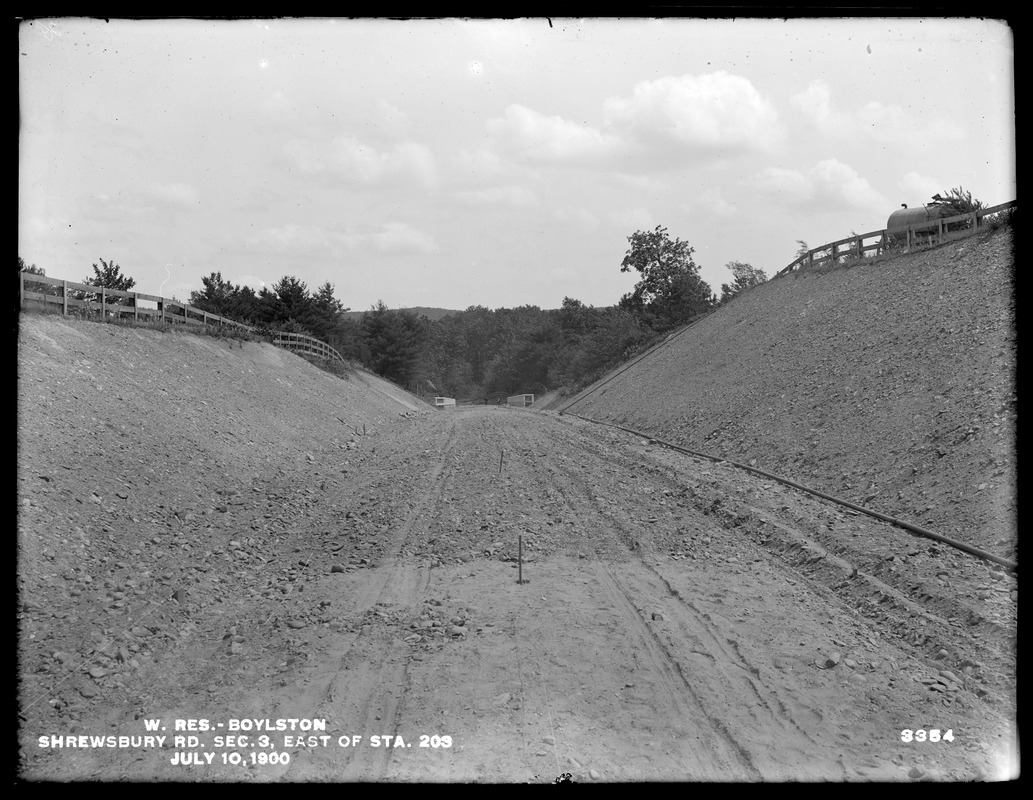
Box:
<box><xmin>18</xmin><ymin>305</ymin><xmax>1017</xmax><ymax>783</ymax></box>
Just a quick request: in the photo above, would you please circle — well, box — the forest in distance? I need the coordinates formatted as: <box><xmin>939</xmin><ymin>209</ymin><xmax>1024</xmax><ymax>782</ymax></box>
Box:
<box><xmin>20</xmin><ymin>226</ymin><xmax>768</xmax><ymax>400</ymax></box>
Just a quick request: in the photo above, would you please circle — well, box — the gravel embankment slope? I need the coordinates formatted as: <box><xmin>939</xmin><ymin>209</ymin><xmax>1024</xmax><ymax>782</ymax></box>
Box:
<box><xmin>568</xmin><ymin>227</ymin><xmax>1016</xmax><ymax>559</ymax></box>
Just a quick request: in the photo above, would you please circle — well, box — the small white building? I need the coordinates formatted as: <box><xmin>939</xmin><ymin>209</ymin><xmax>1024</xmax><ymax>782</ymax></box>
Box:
<box><xmin>434</xmin><ymin>396</ymin><xmax>456</xmax><ymax>410</ymax></box>
<box><xmin>506</xmin><ymin>394</ymin><xmax>535</xmax><ymax>407</ymax></box>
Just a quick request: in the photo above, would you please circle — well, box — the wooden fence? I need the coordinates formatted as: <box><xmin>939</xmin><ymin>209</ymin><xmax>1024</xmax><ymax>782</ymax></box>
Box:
<box><xmin>18</xmin><ymin>271</ymin><xmax>345</xmax><ymax>363</ymax></box>
<box><xmin>776</xmin><ymin>200</ymin><xmax>1016</xmax><ymax>277</ymax></box>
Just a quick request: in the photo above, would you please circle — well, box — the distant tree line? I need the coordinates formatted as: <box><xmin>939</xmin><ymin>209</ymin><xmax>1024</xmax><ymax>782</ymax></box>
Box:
<box><xmin>416</xmin><ymin>300</ymin><xmax>655</xmax><ymax>399</ymax></box>
<box><xmin>19</xmin><ymin>224</ymin><xmax>766</xmax><ymax>397</ymax></box>
<box><xmin>407</xmin><ymin>225</ymin><xmax>767</xmax><ymax>397</ymax></box>
<box><xmin>27</xmin><ymin>187</ymin><xmax>1003</xmax><ymax>398</ymax></box>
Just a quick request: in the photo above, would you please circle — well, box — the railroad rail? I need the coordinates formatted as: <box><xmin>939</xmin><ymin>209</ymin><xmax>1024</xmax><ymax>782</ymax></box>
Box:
<box><xmin>558</xmin><ymin>410</ymin><xmax>1016</xmax><ymax>573</ymax></box>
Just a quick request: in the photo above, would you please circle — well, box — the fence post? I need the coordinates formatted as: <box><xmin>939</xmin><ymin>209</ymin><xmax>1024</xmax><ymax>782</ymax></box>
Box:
<box><xmin>101</xmin><ymin>286</ymin><xmax>106</xmax><ymax>318</ymax></box>
<box><xmin>63</xmin><ymin>281</ymin><xmax>68</xmax><ymax>316</ymax></box>
<box><xmin>19</xmin><ymin>271</ymin><xmax>24</xmax><ymax>307</ymax></box>
<box><xmin>134</xmin><ymin>292</ymin><xmax>139</xmax><ymax>321</ymax></box>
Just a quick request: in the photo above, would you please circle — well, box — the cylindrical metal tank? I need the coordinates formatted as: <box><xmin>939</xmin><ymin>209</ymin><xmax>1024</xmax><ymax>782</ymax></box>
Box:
<box><xmin>886</xmin><ymin>204</ymin><xmax>947</xmax><ymax>236</ymax></box>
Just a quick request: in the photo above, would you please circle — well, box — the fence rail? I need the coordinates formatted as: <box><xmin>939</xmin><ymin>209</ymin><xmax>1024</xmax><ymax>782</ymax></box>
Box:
<box><xmin>776</xmin><ymin>200</ymin><xmax>1016</xmax><ymax>277</ymax></box>
<box><xmin>19</xmin><ymin>272</ymin><xmax>345</xmax><ymax>363</ymax></box>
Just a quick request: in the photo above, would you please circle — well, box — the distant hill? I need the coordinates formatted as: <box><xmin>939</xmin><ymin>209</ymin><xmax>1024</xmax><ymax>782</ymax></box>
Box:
<box><xmin>342</xmin><ymin>307</ymin><xmax>460</xmax><ymax>321</ymax></box>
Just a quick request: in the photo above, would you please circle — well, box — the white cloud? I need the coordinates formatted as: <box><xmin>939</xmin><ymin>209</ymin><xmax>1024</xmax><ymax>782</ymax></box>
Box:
<box><xmin>604</xmin><ymin>72</ymin><xmax>783</xmax><ymax>153</ymax></box>
<box><xmin>552</xmin><ymin>206</ymin><xmax>600</xmax><ymax>231</ymax></box>
<box><xmin>250</xmin><ymin>221</ymin><xmax>438</xmax><ymax>256</ymax></box>
<box><xmin>356</xmin><ymin>222</ymin><xmax>438</xmax><ymax>254</ymax></box>
<box><xmin>283</xmin><ymin>136</ymin><xmax>436</xmax><ymax>188</ymax></box>
<box><xmin>145</xmin><ymin>183</ymin><xmax>200</xmax><ymax>209</ymax></box>
<box><xmin>748</xmin><ymin>159</ymin><xmax>888</xmax><ymax>212</ymax></box>
<box><xmin>453</xmin><ymin>184</ymin><xmax>538</xmax><ymax>207</ymax></box>
<box><xmin>748</xmin><ymin>167</ymin><xmax>812</xmax><ymax>204</ymax></box>
<box><xmin>791</xmin><ymin>80</ymin><xmax>965</xmax><ymax>145</ymax></box>
<box><xmin>607</xmin><ymin>207</ymin><xmax>655</xmax><ymax>231</ymax></box>
<box><xmin>23</xmin><ymin>215</ymin><xmax>71</xmax><ymax>237</ymax></box>
<box><xmin>856</xmin><ymin>101</ymin><xmax>965</xmax><ymax>144</ymax></box>
<box><xmin>249</xmin><ymin>223</ymin><xmax>333</xmax><ymax>254</ymax></box>
<box><xmin>808</xmin><ymin>160</ymin><xmax>888</xmax><ymax>209</ymax></box>
<box><xmin>486</xmin><ymin>104</ymin><xmax>625</xmax><ymax>164</ymax></box>
<box><xmin>790</xmin><ymin>81</ymin><xmax>843</xmax><ymax>136</ymax></box>
<box><xmin>897</xmin><ymin>172</ymin><xmax>944</xmax><ymax>204</ymax></box>
<box><xmin>681</xmin><ymin>187</ymin><xmax>738</xmax><ymax>219</ymax></box>
<box><xmin>610</xmin><ymin>173</ymin><xmax>668</xmax><ymax>193</ymax></box>
<box><xmin>79</xmin><ymin>193</ymin><xmax>150</xmax><ymax>226</ymax></box>
<box><xmin>450</xmin><ymin>148</ymin><xmax>517</xmax><ymax>185</ymax></box>
<box><xmin>485</xmin><ymin>72</ymin><xmax>780</xmax><ymax>170</ymax></box>
<box><xmin>377</xmin><ymin>99</ymin><xmax>410</xmax><ymax>139</ymax></box>
<box><xmin>259</xmin><ymin>90</ymin><xmax>294</xmax><ymax>117</ymax></box>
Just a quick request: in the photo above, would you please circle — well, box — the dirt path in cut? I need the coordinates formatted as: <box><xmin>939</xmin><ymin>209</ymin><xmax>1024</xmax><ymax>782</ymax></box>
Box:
<box><xmin>19</xmin><ymin>350</ymin><xmax>1017</xmax><ymax>783</ymax></box>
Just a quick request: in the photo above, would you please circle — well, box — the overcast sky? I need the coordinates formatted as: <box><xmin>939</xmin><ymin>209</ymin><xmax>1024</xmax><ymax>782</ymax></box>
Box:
<box><xmin>19</xmin><ymin>17</ymin><xmax>1015</xmax><ymax>312</ymax></box>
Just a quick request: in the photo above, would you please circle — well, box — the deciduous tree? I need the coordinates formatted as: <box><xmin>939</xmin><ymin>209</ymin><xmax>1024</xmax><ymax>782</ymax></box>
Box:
<box><xmin>18</xmin><ymin>257</ymin><xmax>61</xmax><ymax>298</ymax></box>
<box><xmin>619</xmin><ymin>226</ymin><xmax>713</xmax><ymax>331</ymax></box>
<box><xmin>931</xmin><ymin>186</ymin><xmax>985</xmax><ymax>215</ymax></box>
<box><xmin>719</xmin><ymin>261</ymin><xmax>767</xmax><ymax>304</ymax></box>
<box><xmin>83</xmin><ymin>258</ymin><xmax>136</xmax><ymax>292</ymax></box>
<box><xmin>19</xmin><ymin>257</ymin><xmax>45</xmax><ymax>276</ymax></box>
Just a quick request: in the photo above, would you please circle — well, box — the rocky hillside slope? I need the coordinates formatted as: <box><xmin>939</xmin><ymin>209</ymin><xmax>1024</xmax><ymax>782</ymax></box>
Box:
<box><xmin>565</xmin><ymin>227</ymin><xmax>1016</xmax><ymax>559</ymax></box>
<box><xmin>16</xmin><ymin>317</ymin><xmax>430</xmax><ymax>602</ymax></box>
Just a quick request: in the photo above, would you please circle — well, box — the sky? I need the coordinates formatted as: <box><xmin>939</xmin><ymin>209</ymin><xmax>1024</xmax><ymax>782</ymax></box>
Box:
<box><xmin>19</xmin><ymin>17</ymin><xmax>1015</xmax><ymax>313</ymax></box>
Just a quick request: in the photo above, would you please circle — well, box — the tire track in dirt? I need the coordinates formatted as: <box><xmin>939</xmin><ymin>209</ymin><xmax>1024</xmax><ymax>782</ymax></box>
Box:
<box><xmin>615</xmin><ymin>563</ymin><xmax>845</xmax><ymax>780</ymax></box>
<box><xmin>481</xmin><ymin>412</ymin><xmax>759</xmax><ymax>778</ymax></box>
<box><xmin>594</xmin><ymin>566</ymin><xmax>760</xmax><ymax>779</ymax></box>
<box><xmin>357</xmin><ymin>409</ymin><xmax>742</xmax><ymax>780</ymax></box>
<box><xmin>268</xmin><ymin>414</ymin><xmax>461</xmax><ymax>781</ymax></box>
<box><xmin>619</xmin><ymin>434</ymin><xmax>1015</xmax><ymax>705</ymax></box>
<box><xmin>536</xmin><ymin>415</ymin><xmax>850</xmax><ymax>779</ymax></box>
<box><xmin>596</xmin><ymin>420</ymin><xmax>1016</xmax><ymax>694</ymax></box>
<box><xmin>555</xmin><ymin>416</ymin><xmax>1014</xmax><ymax>777</ymax></box>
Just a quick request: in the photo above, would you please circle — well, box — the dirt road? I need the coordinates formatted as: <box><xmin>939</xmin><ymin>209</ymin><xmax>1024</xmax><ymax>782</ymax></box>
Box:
<box><xmin>19</xmin><ymin>392</ymin><xmax>1016</xmax><ymax>782</ymax></box>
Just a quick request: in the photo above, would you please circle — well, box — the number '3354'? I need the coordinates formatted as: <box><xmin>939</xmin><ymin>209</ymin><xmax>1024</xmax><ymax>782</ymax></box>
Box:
<box><xmin>901</xmin><ymin>729</ymin><xmax>954</xmax><ymax>742</ymax></box>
